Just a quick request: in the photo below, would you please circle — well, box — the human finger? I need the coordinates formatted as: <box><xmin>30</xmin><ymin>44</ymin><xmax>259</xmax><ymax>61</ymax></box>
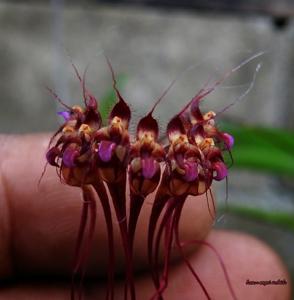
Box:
<box><xmin>0</xmin><ymin>230</ymin><xmax>290</xmax><ymax>299</ymax></box>
<box><xmin>0</xmin><ymin>134</ymin><xmax>214</xmax><ymax>279</ymax></box>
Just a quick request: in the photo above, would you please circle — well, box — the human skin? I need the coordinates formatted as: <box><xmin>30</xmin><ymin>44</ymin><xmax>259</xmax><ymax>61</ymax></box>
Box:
<box><xmin>0</xmin><ymin>134</ymin><xmax>291</xmax><ymax>299</ymax></box>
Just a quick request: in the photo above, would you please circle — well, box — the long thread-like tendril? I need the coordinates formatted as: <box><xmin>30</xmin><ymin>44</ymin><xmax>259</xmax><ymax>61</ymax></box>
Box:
<box><xmin>93</xmin><ymin>179</ymin><xmax>115</xmax><ymax>300</ymax></box>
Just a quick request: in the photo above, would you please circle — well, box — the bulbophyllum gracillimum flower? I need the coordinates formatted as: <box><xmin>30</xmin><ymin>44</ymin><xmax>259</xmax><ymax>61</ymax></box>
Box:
<box><xmin>129</xmin><ymin>113</ymin><xmax>165</xmax><ymax>197</ymax></box>
<box><xmin>45</xmin><ymin>58</ymin><xmax>246</xmax><ymax>300</ymax></box>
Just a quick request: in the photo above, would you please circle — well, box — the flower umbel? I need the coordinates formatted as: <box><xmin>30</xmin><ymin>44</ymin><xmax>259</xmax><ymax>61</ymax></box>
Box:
<box><xmin>44</xmin><ymin>57</ymin><xmax>249</xmax><ymax>300</ymax></box>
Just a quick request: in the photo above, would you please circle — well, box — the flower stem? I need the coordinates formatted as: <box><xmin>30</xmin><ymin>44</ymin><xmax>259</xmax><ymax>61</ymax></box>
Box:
<box><xmin>107</xmin><ymin>175</ymin><xmax>136</xmax><ymax>300</ymax></box>
<box><xmin>151</xmin><ymin>198</ymin><xmax>178</xmax><ymax>300</ymax></box>
<box><xmin>148</xmin><ymin>190</ymin><xmax>170</xmax><ymax>289</ymax></box>
<box><xmin>93</xmin><ymin>179</ymin><xmax>115</xmax><ymax>300</ymax></box>
<box><xmin>71</xmin><ymin>196</ymin><xmax>89</xmax><ymax>300</ymax></box>
<box><xmin>173</xmin><ymin>200</ymin><xmax>212</xmax><ymax>300</ymax></box>
<box><xmin>70</xmin><ymin>185</ymin><xmax>97</xmax><ymax>300</ymax></box>
<box><xmin>128</xmin><ymin>194</ymin><xmax>145</xmax><ymax>252</ymax></box>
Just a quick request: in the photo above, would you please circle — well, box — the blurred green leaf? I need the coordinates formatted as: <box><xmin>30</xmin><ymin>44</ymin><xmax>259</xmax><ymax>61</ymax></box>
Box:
<box><xmin>220</xmin><ymin>121</ymin><xmax>294</xmax><ymax>177</ymax></box>
<box><xmin>99</xmin><ymin>74</ymin><xmax>127</xmax><ymax>125</ymax></box>
<box><xmin>219</xmin><ymin>204</ymin><xmax>294</xmax><ymax>232</ymax></box>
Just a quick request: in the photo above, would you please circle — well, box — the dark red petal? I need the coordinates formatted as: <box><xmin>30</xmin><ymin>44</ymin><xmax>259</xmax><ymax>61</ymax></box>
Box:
<box><xmin>137</xmin><ymin>113</ymin><xmax>159</xmax><ymax>139</ymax></box>
<box><xmin>109</xmin><ymin>98</ymin><xmax>131</xmax><ymax>124</ymax></box>
<box><xmin>105</xmin><ymin>55</ymin><xmax>131</xmax><ymax>124</ymax></box>
<box><xmin>46</xmin><ymin>147</ymin><xmax>61</xmax><ymax>167</ymax></box>
<box><xmin>84</xmin><ymin>109</ymin><xmax>102</xmax><ymax>130</ymax></box>
<box><xmin>167</xmin><ymin>116</ymin><xmax>186</xmax><ymax>139</ymax></box>
<box><xmin>85</xmin><ymin>94</ymin><xmax>98</xmax><ymax>110</ymax></box>
<box><xmin>190</xmin><ymin>124</ymin><xmax>205</xmax><ymax>138</ymax></box>
<box><xmin>190</xmin><ymin>98</ymin><xmax>204</xmax><ymax>121</ymax></box>
<box><xmin>207</xmin><ymin>148</ymin><xmax>222</xmax><ymax>161</ymax></box>
<box><xmin>98</xmin><ymin>141</ymin><xmax>116</xmax><ymax>162</ymax></box>
<box><xmin>213</xmin><ymin>161</ymin><xmax>228</xmax><ymax>181</ymax></box>
<box><xmin>62</xmin><ymin>147</ymin><xmax>80</xmax><ymax>167</ymax></box>
<box><xmin>142</xmin><ymin>157</ymin><xmax>157</xmax><ymax>179</ymax></box>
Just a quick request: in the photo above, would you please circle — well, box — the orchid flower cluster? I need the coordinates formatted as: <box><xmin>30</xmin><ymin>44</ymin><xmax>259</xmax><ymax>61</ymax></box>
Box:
<box><xmin>45</xmin><ymin>59</ymin><xmax>237</xmax><ymax>300</ymax></box>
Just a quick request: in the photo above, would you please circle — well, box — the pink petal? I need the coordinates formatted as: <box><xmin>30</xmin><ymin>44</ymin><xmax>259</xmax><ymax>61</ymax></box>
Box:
<box><xmin>221</xmin><ymin>133</ymin><xmax>234</xmax><ymax>150</ymax></box>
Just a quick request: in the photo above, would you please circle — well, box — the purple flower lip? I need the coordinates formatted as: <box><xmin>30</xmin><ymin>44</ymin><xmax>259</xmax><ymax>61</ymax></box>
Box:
<box><xmin>62</xmin><ymin>147</ymin><xmax>79</xmax><ymax>167</ymax></box>
<box><xmin>58</xmin><ymin>111</ymin><xmax>71</xmax><ymax>121</ymax></box>
<box><xmin>141</xmin><ymin>157</ymin><xmax>157</xmax><ymax>179</ymax></box>
<box><xmin>98</xmin><ymin>141</ymin><xmax>116</xmax><ymax>162</ymax></box>
<box><xmin>213</xmin><ymin>161</ymin><xmax>228</xmax><ymax>181</ymax></box>
<box><xmin>221</xmin><ymin>133</ymin><xmax>234</xmax><ymax>150</ymax></box>
<box><xmin>183</xmin><ymin>161</ymin><xmax>198</xmax><ymax>182</ymax></box>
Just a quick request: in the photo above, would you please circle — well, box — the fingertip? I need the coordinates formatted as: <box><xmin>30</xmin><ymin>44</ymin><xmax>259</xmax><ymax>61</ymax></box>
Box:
<box><xmin>0</xmin><ymin>134</ymin><xmax>83</xmax><ymax>277</ymax></box>
<box><xmin>0</xmin><ymin>134</ymin><xmax>54</xmax><ymax>278</ymax></box>
<box><xmin>0</xmin><ymin>230</ymin><xmax>290</xmax><ymax>300</ymax></box>
<box><xmin>154</xmin><ymin>230</ymin><xmax>291</xmax><ymax>300</ymax></box>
